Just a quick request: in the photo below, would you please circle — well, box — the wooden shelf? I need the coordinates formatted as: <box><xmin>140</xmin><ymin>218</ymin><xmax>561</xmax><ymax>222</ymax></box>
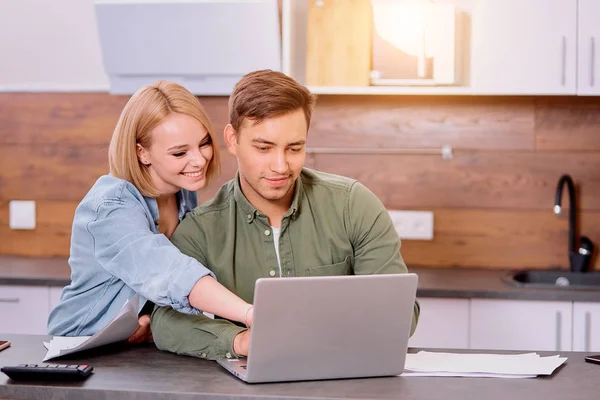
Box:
<box><xmin>307</xmin><ymin>85</ymin><xmax>474</xmax><ymax>95</ymax></box>
<box><xmin>282</xmin><ymin>0</ymin><xmax>474</xmax><ymax>96</ymax></box>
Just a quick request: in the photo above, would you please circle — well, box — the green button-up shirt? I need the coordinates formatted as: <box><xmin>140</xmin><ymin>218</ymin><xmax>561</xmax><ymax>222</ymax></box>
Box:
<box><xmin>151</xmin><ymin>168</ymin><xmax>420</xmax><ymax>360</ymax></box>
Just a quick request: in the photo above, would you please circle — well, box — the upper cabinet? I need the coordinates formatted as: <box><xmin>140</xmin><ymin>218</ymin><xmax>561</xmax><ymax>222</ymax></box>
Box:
<box><xmin>471</xmin><ymin>0</ymin><xmax>577</xmax><ymax>95</ymax></box>
<box><xmin>283</xmin><ymin>0</ymin><xmax>600</xmax><ymax>96</ymax></box>
<box><xmin>577</xmin><ymin>0</ymin><xmax>600</xmax><ymax>95</ymax></box>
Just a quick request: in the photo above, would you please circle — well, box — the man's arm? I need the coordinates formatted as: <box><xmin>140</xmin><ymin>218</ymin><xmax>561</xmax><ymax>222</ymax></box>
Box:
<box><xmin>150</xmin><ymin>215</ymin><xmax>248</xmax><ymax>359</ymax></box>
<box><xmin>346</xmin><ymin>182</ymin><xmax>420</xmax><ymax>336</ymax></box>
<box><xmin>151</xmin><ymin>305</ymin><xmax>247</xmax><ymax>360</ymax></box>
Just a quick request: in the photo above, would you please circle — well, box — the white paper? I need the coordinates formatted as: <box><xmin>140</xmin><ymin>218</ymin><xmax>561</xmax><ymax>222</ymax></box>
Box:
<box><xmin>401</xmin><ymin>351</ymin><xmax>567</xmax><ymax>378</ymax></box>
<box><xmin>402</xmin><ymin>371</ymin><xmax>536</xmax><ymax>378</ymax></box>
<box><xmin>43</xmin><ymin>294</ymin><xmax>140</xmax><ymax>361</ymax></box>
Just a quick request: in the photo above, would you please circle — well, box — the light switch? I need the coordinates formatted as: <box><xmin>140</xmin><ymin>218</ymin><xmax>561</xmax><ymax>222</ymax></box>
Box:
<box><xmin>9</xmin><ymin>200</ymin><xmax>36</xmax><ymax>230</ymax></box>
<box><xmin>388</xmin><ymin>210</ymin><xmax>434</xmax><ymax>240</ymax></box>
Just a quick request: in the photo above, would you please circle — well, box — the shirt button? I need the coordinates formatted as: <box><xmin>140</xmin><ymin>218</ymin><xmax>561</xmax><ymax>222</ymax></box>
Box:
<box><xmin>226</xmin><ymin>352</ymin><xmax>232</xmax><ymax>359</ymax></box>
<box><xmin>269</xmin><ymin>270</ymin><xmax>276</xmax><ymax>277</ymax></box>
<box><xmin>264</xmin><ymin>229</ymin><xmax>271</xmax><ymax>236</ymax></box>
<box><xmin>201</xmin><ymin>353</ymin><xmax>207</xmax><ymax>358</ymax></box>
<box><xmin>247</xmin><ymin>214</ymin><xmax>252</xmax><ymax>220</ymax></box>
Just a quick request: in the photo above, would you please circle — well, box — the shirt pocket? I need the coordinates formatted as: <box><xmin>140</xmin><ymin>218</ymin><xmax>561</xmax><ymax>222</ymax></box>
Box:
<box><xmin>307</xmin><ymin>256</ymin><xmax>354</xmax><ymax>277</ymax></box>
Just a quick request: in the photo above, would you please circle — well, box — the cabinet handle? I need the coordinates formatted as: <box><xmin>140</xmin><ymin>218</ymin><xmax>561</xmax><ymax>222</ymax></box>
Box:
<box><xmin>555</xmin><ymin>311</ymin><xmax>562</xmax><ymax>351</ymax></box>
<box><xmin>561</xmin><ymin>36</ymin><xmax>567</xmax><ymax>86</ymax></box>
<box><xmin>0</xmin><ymin>298</ymin><xmax>20</xmax><ymax>303</ymax></box>
<box><xmin>585</xmin><ymin>312</ymin><xmax>592</xmax><ymax>352</ymax></box>
<box><xmin>590</xmin><ymin>37</ymin><xmax>596</xmax><ymax>87</ymax></box>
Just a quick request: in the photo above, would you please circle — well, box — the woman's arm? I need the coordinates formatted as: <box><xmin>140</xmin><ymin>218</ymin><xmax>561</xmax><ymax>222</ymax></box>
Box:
<box><xmin>88</xmin><ymin>200</ymin><xmax>252</xmax><ymax>325</ymax></box>
<box><xmin>189</xmin><ymin>277</ymin><xmax>253</xmax><ymax>327</ymax></box>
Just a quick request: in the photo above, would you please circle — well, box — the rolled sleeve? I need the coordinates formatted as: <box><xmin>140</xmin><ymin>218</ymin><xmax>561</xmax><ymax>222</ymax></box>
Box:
<box><xmin>168</xmin><ymin>259</ymin><xmax>215</xmax><ymax>314</ymax></box>
<box><xmin>152</xmin><ymin>305</ymin><xmax>247</xmax><ymax>360</ymax></box>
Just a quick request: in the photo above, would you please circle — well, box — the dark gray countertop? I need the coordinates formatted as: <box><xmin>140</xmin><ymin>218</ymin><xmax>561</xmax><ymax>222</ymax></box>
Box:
<box><xmin>0</xmin><ymin>333</ymin><xmax>598</xmax><ymax>400</ymax></box>
<box><xmin>2</xmin><ymin>255</ymin><xmax>600</xmax><ymax>301</ymax></box>
<box><xmin>0</xmin><ymin>256</ymin><xmax>70</xmax><ymax>286</ymax></box>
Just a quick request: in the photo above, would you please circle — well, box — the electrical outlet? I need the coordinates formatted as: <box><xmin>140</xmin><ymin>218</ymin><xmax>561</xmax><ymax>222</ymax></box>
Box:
<box><xmin>388</xmin><ymin>210</ymin><xmax>434</xmax><ymax>240</ymax></box>
<box><xmin>9</xmin><ymin>200</ymin><xmax>36</xmax><ymax>230</ymax></box>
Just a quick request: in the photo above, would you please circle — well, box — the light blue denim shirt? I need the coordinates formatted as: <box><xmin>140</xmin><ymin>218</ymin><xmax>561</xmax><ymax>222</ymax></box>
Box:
<box><xmin>47</xmin><ymin>174</ymin><xmax>214</xmax><ymax>336</ymax></box>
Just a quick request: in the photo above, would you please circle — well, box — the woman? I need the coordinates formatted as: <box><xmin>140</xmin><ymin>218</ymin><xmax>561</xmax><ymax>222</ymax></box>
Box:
<box><xmin>48</xmin><ymin>80</ymin><xmax>253</xmax><ymax>342</ymax></box>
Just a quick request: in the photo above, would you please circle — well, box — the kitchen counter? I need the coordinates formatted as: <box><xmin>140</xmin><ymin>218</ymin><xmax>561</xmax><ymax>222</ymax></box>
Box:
<box><xmin>0</xmin><ymin>333</ymin><xmax>599</xmax><ymax>400</ymax></box>
<box><xmin>2</xmin><ymin>255</ymin><xmax>600</xmax><ymax>302</ymax></box>
<box><xmin>0</xmin><ymin>256</ymin><xmax>70</xmax><ymax>286</ymax></box>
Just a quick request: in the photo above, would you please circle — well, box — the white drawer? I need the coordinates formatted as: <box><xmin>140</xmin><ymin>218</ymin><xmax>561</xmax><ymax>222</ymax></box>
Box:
<box><xmin>49</xmin><ymin>286</ymin><xmax>63</xmax><ymax>312</ymax></box>
<box><xmin>0</xmin><ymin>285</ymin><xmax>50</xmax><ymax>335</ymax></box>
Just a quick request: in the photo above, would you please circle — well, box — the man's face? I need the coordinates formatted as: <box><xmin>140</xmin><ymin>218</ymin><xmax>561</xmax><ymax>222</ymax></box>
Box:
<box><xmin>226</xmin><ymin>108</ymin><xmax>307</xmax><ymax>209</ymax></box>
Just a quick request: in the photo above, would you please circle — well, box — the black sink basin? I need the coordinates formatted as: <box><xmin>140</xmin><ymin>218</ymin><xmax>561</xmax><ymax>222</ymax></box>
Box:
<box><xmin>504</xmin><ymin>269</ymin><xmax>600</xmax><ymax>290</ymax></box>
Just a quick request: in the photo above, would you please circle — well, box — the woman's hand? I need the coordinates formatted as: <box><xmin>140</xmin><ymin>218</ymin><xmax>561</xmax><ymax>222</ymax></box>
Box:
<box><xmin>127</xmin><ymin>314</ymin><xmax>153</xmax><ymax>344</ymax></box>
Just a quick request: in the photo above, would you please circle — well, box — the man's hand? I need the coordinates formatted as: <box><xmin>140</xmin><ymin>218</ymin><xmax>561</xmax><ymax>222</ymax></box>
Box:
<box><xmin>127</xmin><ymin>315</ymin><xmax>153</xmax><ymax>344</ymax></box>
<box><xmin>233</xmin><ymin>329</ymin><xmax>251</xmax><ymax>356</ymax></box>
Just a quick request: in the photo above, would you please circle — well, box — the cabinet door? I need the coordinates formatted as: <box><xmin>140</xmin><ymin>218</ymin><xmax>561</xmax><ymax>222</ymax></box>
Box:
<box><xmin>408</xmin><ymin>298</ymin><xmax>469</xmax><ymax>349</ymax></box>
<box><xmin>0</xmin><ymin>285</ymin><xmax>50</xmax><ymax>334</ymax></box>
<box><xmin>471</xmin><ymin>0</ymin><xmax>577</xmax><ymax>94</ymax></box>
<box><xmin>49</xmin><ymin>286</ymin><xmax>63</xmax><ymax>313</ymax></box>
<box><xmin>573</xmin><ymin>302</ymin><xmax>600</xmax><ymax>352</ymax></box>
<box><xmin>577</xmin><ymin>0</ymin><xmax>600</xmax><ymax>95</ymax></box>
<box><xmin>470</xmin><ymin>299</ymin><xmax>572</xmax><ymax>351</ymax></box>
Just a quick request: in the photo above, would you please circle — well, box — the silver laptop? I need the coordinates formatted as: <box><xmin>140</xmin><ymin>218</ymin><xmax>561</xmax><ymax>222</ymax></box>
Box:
<box><xmin>217</xmin><ymin>273</ymin><xmax>418</xmax><ymax>383</ymax></box>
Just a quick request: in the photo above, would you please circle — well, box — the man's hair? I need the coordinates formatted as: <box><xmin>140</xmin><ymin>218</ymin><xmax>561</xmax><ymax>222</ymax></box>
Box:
<box><xmin>108</xmin><ymin>80</ymin><xmax>220</xmax><ymax>197</ymax></box>
<box><xmin>228</xmin><ymin>69</ymin><xmax>317</xmax><ymax>133</ymax></box>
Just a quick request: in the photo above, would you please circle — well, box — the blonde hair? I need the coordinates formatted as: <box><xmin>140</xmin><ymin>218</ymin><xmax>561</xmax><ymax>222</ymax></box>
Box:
<box><xmin>108</xmin><ymin>80</ymin><xmax>220</xmax><ymax>197</ymax></box>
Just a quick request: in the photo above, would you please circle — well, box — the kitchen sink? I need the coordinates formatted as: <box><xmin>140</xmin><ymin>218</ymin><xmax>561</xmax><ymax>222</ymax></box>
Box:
<box><xmin>503</xmin><ymin>269</ymin><xmax>600</xmax><ymax>290</ymax></box>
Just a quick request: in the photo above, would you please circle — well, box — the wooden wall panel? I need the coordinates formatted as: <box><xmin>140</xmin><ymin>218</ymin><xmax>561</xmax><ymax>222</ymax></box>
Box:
<box><xmin>312</xmin><ymin>151</ymin><xmax>600</xmax><ymax>210</ymax></box>
<box><xmin>310</xmin><ymin>96</ymin><xmax>535</xmax><ymax>150</ymax></box>
<box><xmin>536</xmin><ymin>97</ymin><xmax>600</xmax><ymax>150</ymax></box>
<box><xmin>0</xmin><ymin>93</ymin><xmax>230</xmax><ymax>146</ymax></box>
<box><xmin>0</xmin><ymin>201</ymin><xmax>76</xmax><ymax>256</ymax></box>
<box><xmin>400</xmin><ymin>209</ymin><xmax>600</xmax><ymax>269</ymax></box>
<box><xmin>0</xmin><ymin>144</ymin><xmax>107</xmax><ymax>201</ymax></box>
<box><xmin>0</xmin><ymin>93</ymin><xmax>127</xmax><ymax>145</ymax></box>
<box><xmin>0</xmin><ymin>144</ymin><xmax>236</xmax><ymax>202</ymax></box>
<box><xmin>1</xmin><ymin>201</ymin><xmax>595</xmax><ymax>270</ymax></box>
<box><xmin>1</xmin><ymin>92</ymin><xmax>599</xmax><ymax>271</ymax></box>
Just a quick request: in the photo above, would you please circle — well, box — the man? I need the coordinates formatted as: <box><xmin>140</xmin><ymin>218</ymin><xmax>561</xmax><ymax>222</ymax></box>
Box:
<box><xmin>151</xmin><ymin>70</ymin><xmax>420</xmax><ymax>360</ymax></box>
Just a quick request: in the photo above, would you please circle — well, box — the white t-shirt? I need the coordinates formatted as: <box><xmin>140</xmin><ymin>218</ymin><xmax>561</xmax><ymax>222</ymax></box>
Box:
<box><xmin>271</xmin><ymin>226</ymin><xmax>282</xmax><ymax>276</ymax></box>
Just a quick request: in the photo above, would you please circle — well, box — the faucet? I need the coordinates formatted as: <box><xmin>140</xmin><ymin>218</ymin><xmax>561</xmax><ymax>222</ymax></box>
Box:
<box><xmin>554</xmin><ymin>174</ymin><xmax>594</xmax><ymax>272</ymax></box>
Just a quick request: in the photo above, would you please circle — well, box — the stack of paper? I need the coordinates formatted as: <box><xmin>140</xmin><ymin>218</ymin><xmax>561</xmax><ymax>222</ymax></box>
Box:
<box><xmin>402</xmin><ymin>351</ymin><xmax>567</xmax><ymax>378</ymax></box>
<box><xmin>42</xmin><ymin>295</ymin><xmax>140</xmax><ymax>361</ymax></box>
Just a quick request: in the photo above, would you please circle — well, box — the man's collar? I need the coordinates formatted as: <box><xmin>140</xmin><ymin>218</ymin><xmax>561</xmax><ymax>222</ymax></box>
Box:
<box><xmin>233</xmin><ymin>171</ymin><xmax>303</xmax><ymax>222</ymax></box>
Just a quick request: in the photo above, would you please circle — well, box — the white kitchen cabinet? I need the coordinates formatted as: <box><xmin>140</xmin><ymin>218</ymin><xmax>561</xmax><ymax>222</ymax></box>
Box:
<box><xmin>471</xmin><ymin>0</ymin><xmax>577</xmax><ymax>94</ymax></box>
<box><xmin>408</xmin><ymin>298</ymin><xmax>470</xmax><ymax>349</ymax></box>
<box><xmin>577</xmin><ymin>0</ymin><xmax>600</xmax><ymax>95</ymax></box>
<box><xmin>572</xmin><ymin>302</ymin><xmax>600</xmax><ymax>352</ymax></box>
<box><xmin>49</xmin><ymin>286</ymin><xmax>63</xmax><ymax>313</ymax></box>
<box><xmin>0</xmin><ymin>285</ymin><xmax>50</xmax><ymax>335</ymax></box>
<box><xmin>470</xmin><ymin>299</ymin><xmax>572</xmax><ymax>351</ymax></box>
